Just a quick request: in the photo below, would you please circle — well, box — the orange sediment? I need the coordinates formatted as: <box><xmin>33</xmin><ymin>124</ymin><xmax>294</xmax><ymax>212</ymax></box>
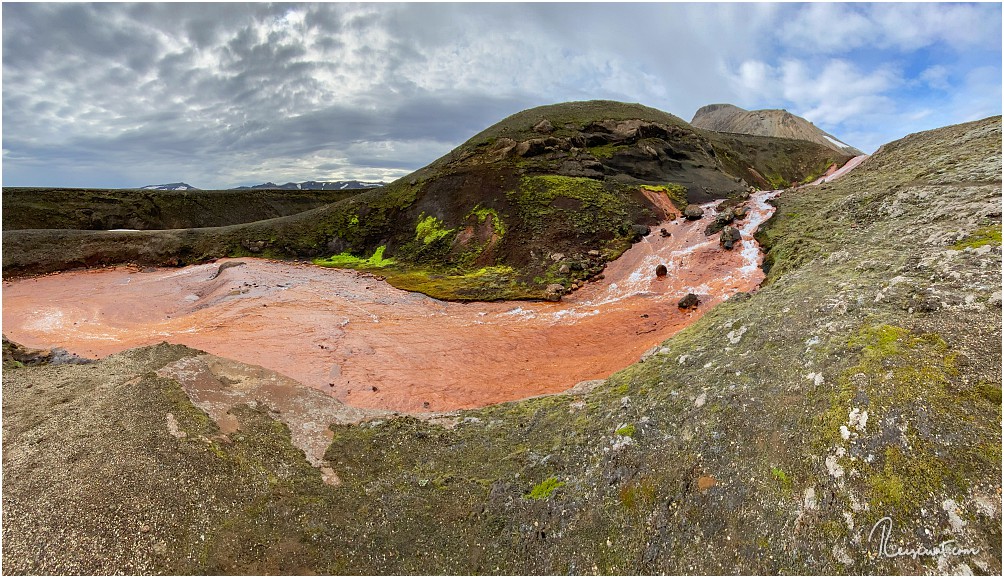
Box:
<box><xmin>3</xmin><ymin>191</ymin><xmax>780</xmax><ymax>413</ymax></box>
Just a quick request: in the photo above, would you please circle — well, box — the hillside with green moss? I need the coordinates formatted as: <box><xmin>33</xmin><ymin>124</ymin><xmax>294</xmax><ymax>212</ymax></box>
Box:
<box><xmin>3</xmin><ymin>116</ymin><xmax>999</xmax><ymax>574</ymax></box>
<box><xmin>2</xmin><ymin>100</ymin><xmax>846</xmax><ymax>300</ymax></box>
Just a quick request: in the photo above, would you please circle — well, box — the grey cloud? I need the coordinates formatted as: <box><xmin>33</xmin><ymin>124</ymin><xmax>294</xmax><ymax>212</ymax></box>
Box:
<box><xmin>2</xmin><ymin>3</ymin><xmax>1000</xmax><ymax>188</ymax></box>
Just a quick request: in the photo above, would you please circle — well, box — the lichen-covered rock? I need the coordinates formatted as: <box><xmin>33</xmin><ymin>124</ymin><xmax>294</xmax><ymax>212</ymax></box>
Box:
<box><xmin>719</xmin><ymin>225</ymin><xmax>741</xmax><ymax>249</ymax></box>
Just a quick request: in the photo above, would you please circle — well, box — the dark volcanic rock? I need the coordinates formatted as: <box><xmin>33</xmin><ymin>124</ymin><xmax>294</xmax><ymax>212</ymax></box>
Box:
<box><xmin>684</xmin><ymin>204</ymin><xmax>705</xmax><ymax>220</ymax></box>
<box><xmin>655</xmin><ymin>264</ymin><xmax>668</xmax><ymax>277</ymax></box>
<box><xmin>719</xmin><ymin>225</ymin><xmax>741</xmax><ymax>249</ymax></box>
<box><xmin>705</xmin><ymin>211</ymin><xmax>735</xmax><ymax>235</ymax></box>
<box><xmin>678</xmin><ymin>293</ymin><xmax>700</xmax><ymax>308</ymax></box>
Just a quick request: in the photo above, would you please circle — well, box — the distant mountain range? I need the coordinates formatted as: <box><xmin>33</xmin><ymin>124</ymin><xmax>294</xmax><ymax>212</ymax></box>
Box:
<box><xmin>140</xmin><ymin>180</ymin><xmax>386</xmax><ymax>191</ymax></box>
<box><xmin>691</xmin><ymin>104</ymin><xmax>864</xmax><ymax>156</ymax></box>
<box><xmin>141</xmin><ymin>182</ymin><xmax>198</xmax><ymax>191</ymax></box>
<box><xmin>235</xmin><ymin>180</ymin><xmax>386</xmax><ymax>190</ymax></box>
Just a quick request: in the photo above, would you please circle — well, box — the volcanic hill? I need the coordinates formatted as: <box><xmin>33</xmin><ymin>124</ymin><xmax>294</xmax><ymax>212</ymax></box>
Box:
<box><xmin>3</xmin><ymin>100</ymin><xmax>848</xmax><ymax>300</ymax></box>
<box><xmin>692</xmin><ymin>103</ymin><xmax>865</xmax><ymax>156</ymax></box>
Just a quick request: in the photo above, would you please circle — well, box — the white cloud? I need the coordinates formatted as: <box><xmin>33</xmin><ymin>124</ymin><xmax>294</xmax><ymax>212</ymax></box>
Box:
<box><xmin>728</xmin><ymin>58</ymin><xmax>900</xmax><ymax>125</ymax></box>
<box><xmin>870</xmin><ymin>3</ymin><xmax>1001</xmax><ymax>52</ymax></box>
<box><xmin>780</xmin><ymin>3</ymin><xmax>1001</xmax><ymax>54</ymax></box>
<box><xmin>2</xmin><ymin>3</ymin><xmax>1000</xmax><ymax>187</ymax></box>
<box><xmin>779</xmin><ymin>4</ymin><xmax>875</xmax><ymax>53</ymax></box>
<box><xmin>919</xmin><ymin>65</ymin><xmax>951</xmax><ymax>90</ymax></box>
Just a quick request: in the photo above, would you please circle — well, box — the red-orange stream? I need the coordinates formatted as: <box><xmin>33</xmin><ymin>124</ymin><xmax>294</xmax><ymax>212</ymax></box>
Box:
<box><xmin>3</xmin><ymin>190</ymin><xmax>780</xmax><ymax>413</ymax></box>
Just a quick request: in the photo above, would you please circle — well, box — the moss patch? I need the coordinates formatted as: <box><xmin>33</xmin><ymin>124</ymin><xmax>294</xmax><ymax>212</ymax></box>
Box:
<box><xmin>526</xmin><ymin>476</ymin><xmax>566</xmax><ymax>500</ymax></box>
<box><xmin>614</xmin><ymin>424</ymin><xmax>636</xmax><ymax>437</ymax></box>
<box><xmin>952</xmin><ymin>224</ymin><xmax>1002</xmax><ymax>249</ymax></box>
<box><xmin>587</xmin><ymin>143</ymin><xmax>627</xmax><ymax>159</ymax></box>
<box><xmin>314</xmin><ymin>245</ymin><xmax>395</xmax><ymax>269</ymax></box>
<box><xmin>415</xmin><ymin>214</ymin><xmax>455</xmax><ymax>245</ymax></box>
<box><xmin>815</xmin><ymin>323</ymin><xmax>994</xmax><ymax>517</ymax></box>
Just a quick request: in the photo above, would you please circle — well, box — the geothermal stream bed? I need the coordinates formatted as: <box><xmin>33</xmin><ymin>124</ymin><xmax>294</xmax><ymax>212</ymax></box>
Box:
<box><xmin>4</xmin><ymin>189</ymin><xmax>786</xmax><ymax>414</ymax></box>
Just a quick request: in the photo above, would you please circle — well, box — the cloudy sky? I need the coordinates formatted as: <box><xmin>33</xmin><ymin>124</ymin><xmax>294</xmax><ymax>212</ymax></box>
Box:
<box><xmin>3</xmin><ymin>2</ymin><xmax>1001</xmax><ymax>189</ymax></box>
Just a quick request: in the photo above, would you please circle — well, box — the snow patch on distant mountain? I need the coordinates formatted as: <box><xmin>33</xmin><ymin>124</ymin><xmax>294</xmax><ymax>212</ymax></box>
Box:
<box><xmin>824</xmin><ymin>135</ymin><xmax>850</xmax><ymax>149</ymax></box>
<box><xmin>141</xmin><ymin>182</ymin><xmax>198</xmax><ymax>191</ymax></box>
<box><xmin>235</xmin><ymin>180</ymin><xmax>386</xmax><ymax>191</ymax></box>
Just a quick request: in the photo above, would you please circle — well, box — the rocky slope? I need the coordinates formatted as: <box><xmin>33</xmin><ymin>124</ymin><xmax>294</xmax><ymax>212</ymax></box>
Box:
<box><xmin>693</xmin><ymin>104</ymin><xmax>864</xmax><ymax>156</ymax></box>
<box><xmin>3</xmin><ymin>116</ymin><xmax>999</xmax><ymax>574</ymax></box>
<box><xmin>2</xmin><ymin>100</ymin><xmax>847</xmax><ymax>300</ymax></box>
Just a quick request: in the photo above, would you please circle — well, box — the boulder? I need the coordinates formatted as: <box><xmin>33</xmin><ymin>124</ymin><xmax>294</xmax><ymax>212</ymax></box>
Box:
<box><xmin>488</xmin><ymin>137</ymin><xmax>518</xmax><ymax>160</ymax></box>
<box><xmin>704</xmin><ymin>211</ymin><xmax>735</xmax><ymax>235</ymax></box>
<box><xmin>545</xmin><ymin>284</ymin><xmax>566</xmax><ymax>301</ymax></box>
<box><xmin>655</xmin><ymin>264</ymin><xmax>668</xmax><ymax>277</ymax></box>
<box><xmin>684</xmin><ymin>204</ymin><xmax>704</xmax><ymax>220</ymax></box>
<box><xmin>733</xmin><ymin>206</ymin><xmax>749</xmax><ymax>220</ymax></box>
<box><xmin>533</xmin><ymin>119</ymin><xmax>554</xmax><ymax>134</ymax></box>
<box><xmin>720</xmin><ymin>225</ymin><xmax>741</xmax><ymax>250</ymax></box>
<box><xmin>678</xmin><ymin>293</ymin><xmax>700</xmax><ymax>309</ymax></box>
<box><xmin>659</xmin><ymin>228</ymin><xmax>671</xmax><ymax>238</ymax></box>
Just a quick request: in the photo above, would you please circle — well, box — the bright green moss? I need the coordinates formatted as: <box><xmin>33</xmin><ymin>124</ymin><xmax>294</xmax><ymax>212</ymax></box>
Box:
<box><xmin>314</xmin><ymin>245</ymin><xmax>395</xmax><ymax>269</ymax></box>
<box><xmin>770</xmin><ymin>467</ymin><xmax>793</xmax><ymax>493</ymax></box>
<box><xmin>615</xmin><ymin>424</ymin><xmax>636</xmax><ymax>437</ymax></box>
<box><xmin>415</xmin><ymin>214</ymin><xmax>454</xmax><ymax>245</ymax></box>
<box><xmin>526</xmin><ymin>476</ymin><xmax>566</xmax><ymax>500</ymax></box>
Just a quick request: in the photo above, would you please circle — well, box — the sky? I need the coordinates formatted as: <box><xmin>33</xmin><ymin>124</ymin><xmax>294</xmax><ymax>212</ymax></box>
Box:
<box><xmin>2</xmin><ymin>2</ymin><xmax>1001</xmax><ymax>189</ymax></box>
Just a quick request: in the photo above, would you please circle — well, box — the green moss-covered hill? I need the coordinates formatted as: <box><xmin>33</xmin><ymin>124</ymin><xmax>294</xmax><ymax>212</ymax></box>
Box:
<box><xmin>2</xmin><ymin>100</ymin><xmax>848</xmax><ymax>300</ymax></box>
<box><xmin>3</xmin><ymin>116</ymin><xmax>999</xmax><ymax>574</ymax></box>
